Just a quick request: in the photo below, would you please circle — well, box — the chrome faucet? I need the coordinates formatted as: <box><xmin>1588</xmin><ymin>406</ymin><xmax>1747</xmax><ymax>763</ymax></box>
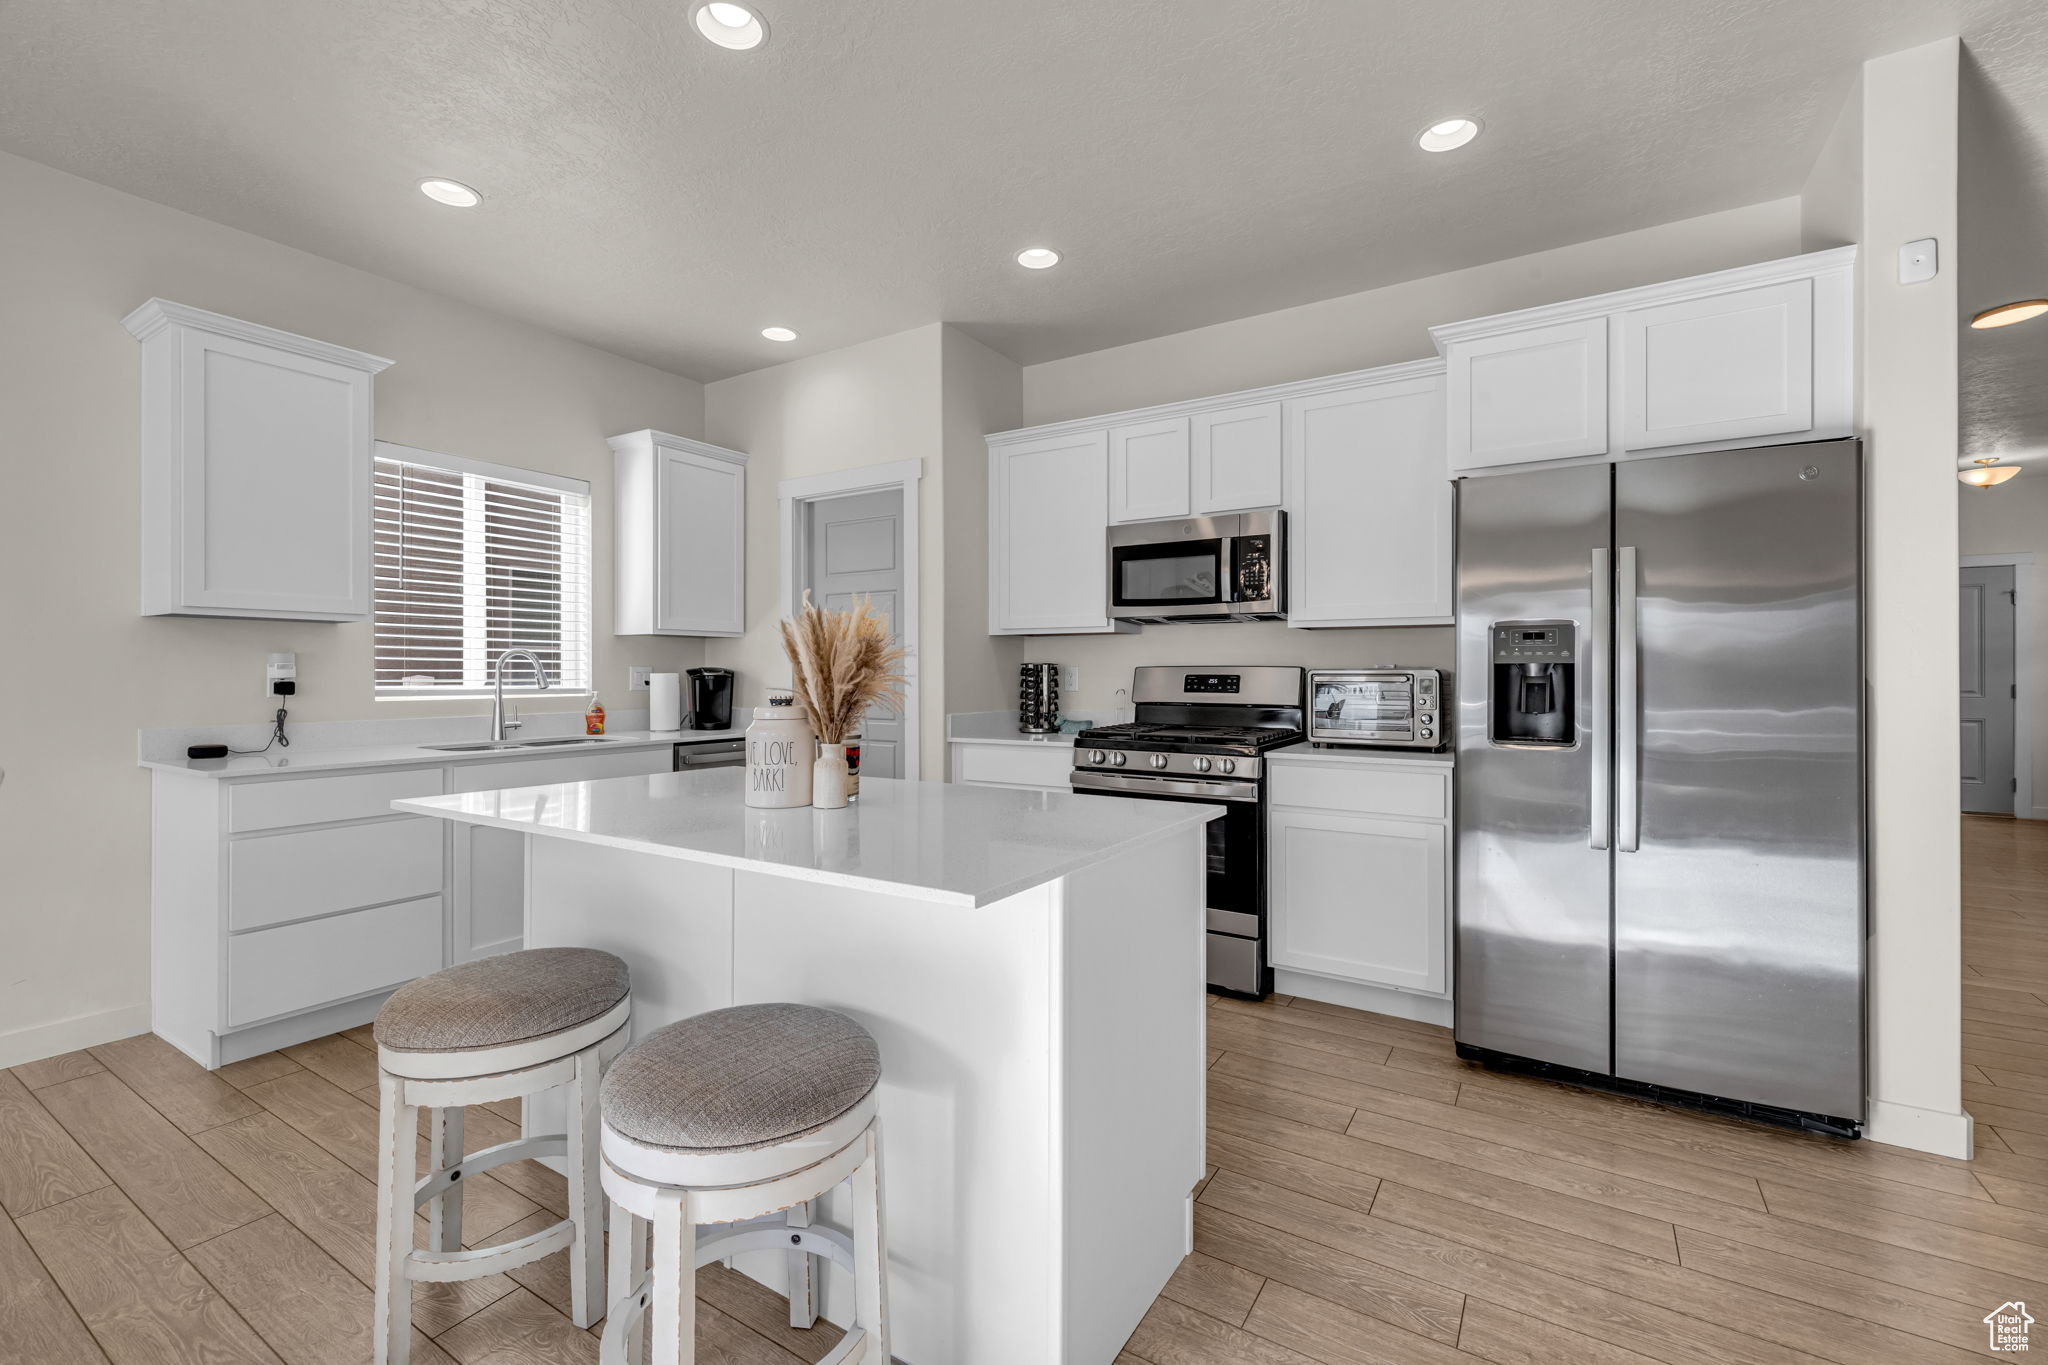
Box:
<box><xmin>490</xmin><ymin>649</ymin><xmax>550</xmax><ymax>741</ymax></box>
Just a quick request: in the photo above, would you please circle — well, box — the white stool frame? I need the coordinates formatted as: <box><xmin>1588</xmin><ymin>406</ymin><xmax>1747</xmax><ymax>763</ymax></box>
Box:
<box><xmin>371</xmin><ymin>997</ymin><xmax>631</xmax><ymax>1365</ymax></box>
<box><xmin>599</xmin><ymin>1093</ymin><xmax>889</xmax><ymax>1365</ymax></box>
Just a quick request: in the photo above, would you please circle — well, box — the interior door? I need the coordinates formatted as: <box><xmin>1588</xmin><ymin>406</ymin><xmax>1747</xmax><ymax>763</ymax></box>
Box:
<box><xmin>1612</xmin><ymin>440</ymin><xmax>1863</xmax><ymax>1122</ymax></box>
<box><xmin>1960</xmin><ymin>565</ymin><xmax>2018</xmax><ymax>814</ymax></box>
<box><xmin>807</xmin><ymin>488</ymin><xmax>905</xmax><ymax>779</ymax></box>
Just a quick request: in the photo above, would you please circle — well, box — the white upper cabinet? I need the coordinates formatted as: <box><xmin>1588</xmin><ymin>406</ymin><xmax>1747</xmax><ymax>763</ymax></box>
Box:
<box><xmin>1286</xmin><ymin>365</ymin><xmax>1452</xmax><ymax>627</ymax></box>
<box><xmin>1433</xmin><ymin>247</ymin><xmax>1855</xmax><ymax>475</ymax></box>
<box><xmin>1108</xmin><ymin>417</ymin><xmax>1191</xmax><ymax>523</ymax></box>
<box><xmin>612</xmin><ymin>430</ymin><xmax>748</xmax><ymax>637</ymax></box>
<box><xmin>988</xmin><ymin>429</ymin><xmax>1130</xmax><ymax>634</ymax></box>
<box><xmin>1191</xmin><ymin>401</ymin><xmax>1284</xmax><ymax>513</ymax></box>
<box><xmin>1445</xmin><ymin>318</ymin><xmax>1609</xmax><ymax>471</ymax></box>
<box><xmin>124</xmin><ymin>299</ymin><xmax>392</xmax><ymax>621</ymax></box>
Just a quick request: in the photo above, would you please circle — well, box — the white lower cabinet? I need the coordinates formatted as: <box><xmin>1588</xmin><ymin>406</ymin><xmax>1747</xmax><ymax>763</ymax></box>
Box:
<box><xmin>150</xmin><ymin>742</ymin><xmax>674</xmax><ymax>1067</ymax></box>
<box><xmin>1268</xmin><ymin>757</ymin><xmax>1452</xmax><ymax>999</ymax></box>
<box><xmin>949</xmin><ymin>741</ymin><xmax>1074</xmax><ymax>791</ymax></box>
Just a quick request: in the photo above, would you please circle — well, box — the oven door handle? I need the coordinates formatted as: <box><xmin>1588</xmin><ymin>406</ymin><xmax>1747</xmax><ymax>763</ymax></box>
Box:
<box><xmin>1069</xmin><ymin>769</ymin><xmax>1262</xmax><ymax>803</ymax></box>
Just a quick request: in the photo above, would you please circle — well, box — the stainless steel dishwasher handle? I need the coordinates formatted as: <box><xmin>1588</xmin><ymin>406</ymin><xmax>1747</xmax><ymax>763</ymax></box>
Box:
<box><xmin>1589</xmin><ymin>547</ymin><xmax>1611</xmax><ymax>850</ymax></box>
<box><xmin>1616</xmin><ymin>545</ymin><xmax>1641</xmax><ymax>853</ymax></box>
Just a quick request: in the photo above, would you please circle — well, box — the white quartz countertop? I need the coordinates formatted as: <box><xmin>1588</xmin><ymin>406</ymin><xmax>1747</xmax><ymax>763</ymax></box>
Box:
<box><xmin>142</xmin><ymin>728</ymin><xmax>744</xmax><ymax>779</ymax></box>
<box><xmin>394</xmin><ymin>768</ymin><xmax>1220</xmax><ymax>908</ymax></box>
<box><xmin>1269</xmin><ymin>741</ymin><xmax>1455</xmax><ymax>769</ymax></box>
<box><xmin>946</xmin><ymin>712</ymin><xmax>1092</xmax><ymax>747</ymax></box>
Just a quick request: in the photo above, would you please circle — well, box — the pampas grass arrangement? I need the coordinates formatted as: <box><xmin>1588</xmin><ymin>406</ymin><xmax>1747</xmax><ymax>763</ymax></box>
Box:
<box><xmin>778</xmin><ymin>592</ymin><xmax>908</xmax><ymax>746</ymax></box>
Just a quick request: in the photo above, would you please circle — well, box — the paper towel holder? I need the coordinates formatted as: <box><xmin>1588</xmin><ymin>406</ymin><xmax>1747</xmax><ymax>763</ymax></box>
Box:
<box><xmin>649</xmin><ymin>672</ymin><xmax>684</xmax><ymax>731</ymax></box>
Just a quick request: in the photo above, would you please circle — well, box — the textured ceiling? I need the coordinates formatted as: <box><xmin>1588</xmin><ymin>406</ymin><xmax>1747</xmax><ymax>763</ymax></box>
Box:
<box><xmin>0</xmin><ymin>0</ymin><xmax>2044</xmax><ymax>393</ymax></box>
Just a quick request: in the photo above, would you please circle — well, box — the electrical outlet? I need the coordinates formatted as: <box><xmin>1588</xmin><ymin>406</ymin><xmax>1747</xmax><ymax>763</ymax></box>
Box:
<box><xmin>627</xmin><ymin>666</ymin><xmax>652</xmax><ymax>691</ymax></box>
<box><xmin>265</xmin><ymin>652</ymin><xmax>297</xmax><ymax>700</ymax></box>
<box><xmin>1061</xmin><ymin>665</ymin><xmax>1079</xmax><ymax>692</ymax></box>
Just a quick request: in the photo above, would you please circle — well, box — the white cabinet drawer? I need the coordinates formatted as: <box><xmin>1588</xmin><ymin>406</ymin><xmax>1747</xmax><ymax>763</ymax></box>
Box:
<box><xmin>1270</xmin><ymin>763</ymin><xmax>1448</xmax><ymax>821</ymax></box>
<box><xmin>228</xmin><ymin>767</ymin><xmax>445</xmax><ymax>833</ymax></box>
<box><xmin>951</xmin><ymin>742</ymin><xmax>1073</xmax><ymax>791</ymax></box>
<box><xmin>227</xmin><ymin>895</ymin><xmax>443</xmax><ymax>1026</ymax></box>
<box><xmin>449</xmin><ymin>747</ymin><xmax>672</xmax><ymax>793</ymax></box>
<box><xmin>228</xmin><ymin>817</ymin><xmax>444</xmax><ymax>930</ymax></box>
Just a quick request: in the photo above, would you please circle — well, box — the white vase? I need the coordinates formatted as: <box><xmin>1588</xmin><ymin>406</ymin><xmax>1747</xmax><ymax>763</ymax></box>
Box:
<box><xmin>812</xmin><ymin>743</ymin><xmax>852</xmax><ymax>809</ymax></box>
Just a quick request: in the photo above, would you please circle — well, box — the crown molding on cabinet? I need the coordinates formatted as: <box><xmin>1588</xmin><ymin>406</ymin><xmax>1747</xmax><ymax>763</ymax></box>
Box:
<box><xmin>120</xmin><ymin>297</ymin><xmax>395</xmax><ymax>374</ymax></box>
<box><xmin>986</xmin><ymin>356</ymin><xmax>1448</xmax><ymax>449</ymax></box>
<box><xmin>605</xmin><ymin>428</ymin><xmax>749</xmax><ymax>466</ymax></box>
<box><xmin>1426</xmin><ymin>245</ymin><xmax>1858</xmax><ymax>351</ymax></box>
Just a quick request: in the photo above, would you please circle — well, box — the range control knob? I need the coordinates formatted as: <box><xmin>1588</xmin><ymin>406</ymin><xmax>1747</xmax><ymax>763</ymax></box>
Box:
<box><xmin>1218</xmin><ymin>758</ymin><xmax>1237</xmax><ymax>775</ymax></box>
<box><xmin>1088</xmin><ymin>749</ymin><xmax>1106</xmax><ymax>765</ymax></box>
<box><xmin>1193</xmin><ymin>756</ymin><xmax>1213</xmax><ymax>773</ymax></box>
<box><xmin>1110</xmin><ymin>752</ymin><xmax>1127</xmax><ymax>767</ymax></box>
<box><xmin>1150</xmin><ymin>753</ymin><xmax>1170</xmax><ymax>769</ymax></box>
<box><xmin>1420</xmin><ymin>728</ymin><xmax>1434</xmax><ymax>739</ymax></box>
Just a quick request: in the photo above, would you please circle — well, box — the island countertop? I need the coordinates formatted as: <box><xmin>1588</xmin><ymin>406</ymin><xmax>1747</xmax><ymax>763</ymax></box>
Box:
<box><xmin>394</xmin><ymin>768</ymin><xmax>1219</xmax><ymax>908</ymax></box>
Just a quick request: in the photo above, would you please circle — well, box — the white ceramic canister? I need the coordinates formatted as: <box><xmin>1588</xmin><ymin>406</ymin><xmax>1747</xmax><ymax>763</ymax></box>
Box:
<box><xmin>745</xmin><ymin>692</ymin><xmax>816</xmax><ymax>809</ymax></box>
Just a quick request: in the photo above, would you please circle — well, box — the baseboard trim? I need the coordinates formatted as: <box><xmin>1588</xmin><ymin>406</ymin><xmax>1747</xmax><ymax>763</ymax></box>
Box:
<box><xmin>1273</xmin><ymin>970</ymin><xmax>1454</xmax><ymax>1027</ymax></box>
<box><xmin>1867</xmin><ymin>1097</ymin><xmax>1975</xmax><ymax>1159</ymax></box>
<box><xmin>0</xmin><ymin>1003</ymin><xmax>152</xmax><ymax>1071</ymax></box>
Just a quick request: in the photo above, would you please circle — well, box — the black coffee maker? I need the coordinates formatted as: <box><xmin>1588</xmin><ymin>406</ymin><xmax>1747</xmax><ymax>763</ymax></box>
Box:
<box><xmin>686</xmin><ymin>667</ymin><xmax>735</xmax><ymax>730</ymax></box>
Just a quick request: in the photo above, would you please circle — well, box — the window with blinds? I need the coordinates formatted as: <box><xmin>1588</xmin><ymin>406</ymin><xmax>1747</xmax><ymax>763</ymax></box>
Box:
<box><xmin>372</xmin><ymin>448</ymin><xmax>592</xmax><ymax>692</ymax></box>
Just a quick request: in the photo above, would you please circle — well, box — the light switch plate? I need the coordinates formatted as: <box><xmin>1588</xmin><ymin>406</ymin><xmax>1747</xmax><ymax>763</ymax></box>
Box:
<box><xmin>1899</xmin><ymin>238</ymin><xmax>1938</xmax><ymax>284</ymax></box>
<box><xmin>627</xmin><ymin>666</ymin><xmax>652</xmax><ymax>691</ymax></box>
<box><xmin>1061</xmin><ymin>665</ymin><xmax>1079</xmax><ymax>691</ymax></box>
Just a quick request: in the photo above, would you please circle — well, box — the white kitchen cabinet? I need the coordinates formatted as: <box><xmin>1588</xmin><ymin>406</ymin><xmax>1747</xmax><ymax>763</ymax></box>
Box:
<box><xmin>1108</xmin><ymin>417</ymin><xmax>1191</xmax><ymax>523</ymax></box>
<box><xmin>1191</xmin><ymin>401</ymin><xmax>1283</xmax><ymax>513</ymax></box>
<box><xmin>612</xmin><ymin>429</ymin><xmax>748</xmax><ymax>636</ymax></box>
<box><xmin>1269</xmin><ymin>809</ymin><xmax>1447</xmax><ymax>995</ymax></box>
<box><xmin>988</xmin><ymin>429</ymin><xmax>1133</xmax><ymax>635</ymax></box>
<box><xmin>1434</xmin><ymin>246</ymin><xmax>1854</xmax><ymax>475</ymax></box>
<box><xmin>123</xmin><ymin>299</ymin><xmax>393</xmax><ymax>620</ymax></box>
<box><xmin>949</xmin><ymin>740</ymin><xmax>1075</xmax><ymax>791</ymax></box>
<box><xmin>1285</xmin><ymin>365</ymin><xmax>1453</xmax><ymax>627</ymax></box>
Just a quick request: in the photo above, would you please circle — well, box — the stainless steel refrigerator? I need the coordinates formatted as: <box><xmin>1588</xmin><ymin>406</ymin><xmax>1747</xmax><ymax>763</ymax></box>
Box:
<box><xmin>1454</xmin><ymin>439</ymin><xmax>1864</xmax><ymax>1134</ymax></box>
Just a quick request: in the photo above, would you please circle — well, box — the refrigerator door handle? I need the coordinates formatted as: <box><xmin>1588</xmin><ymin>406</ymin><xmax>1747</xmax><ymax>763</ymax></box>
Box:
<box><xmin>1589</xmin><ymin>547</ymin><xmax>1612</xmax><ymax>850</ymax></box>
<box><xmin>1616</xmin><ymin>544</ymin><xmax>1641</xmax><ymax>852</ymax></box>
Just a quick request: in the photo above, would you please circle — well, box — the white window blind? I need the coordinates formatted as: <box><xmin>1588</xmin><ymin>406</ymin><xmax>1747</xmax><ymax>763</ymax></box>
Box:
<box><xmin>373</xmin><ymin>447</ymin><xmax>592</xmax><ymax>692</ymax></box>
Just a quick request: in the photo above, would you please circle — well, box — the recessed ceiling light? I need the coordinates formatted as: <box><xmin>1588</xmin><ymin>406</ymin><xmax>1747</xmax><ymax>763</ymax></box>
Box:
<box><xmin>418</xmin><ymin>178</ymin><xmax>482</xmax><ymax>208</ymax></box>
<box><xmin>761</xmin><ymin>326</ymin><xmax>798</xmax><ymax>342</ymax></box>
<box><xmin>1016</xmin><ymin>247</ymin><xmax>1061</xmax><ymax>270</ymax></box>
<box><xmin>1971</xmin><ymin>299</ymin><xmax>2048</xmax><ymax>329</ymax></box>
<box><xmin>1418</xmin><ymin>118</ymin><xmax>1482</xmax><ymax>153</ymax></box>
<box><xmin>692</xmin><ymin>2</ymin><xmax>768</xmax><ymax>49</ymax></box>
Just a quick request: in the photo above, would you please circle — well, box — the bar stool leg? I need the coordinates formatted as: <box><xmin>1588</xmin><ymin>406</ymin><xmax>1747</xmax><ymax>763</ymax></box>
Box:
<box><xmin>604</xmin><ymin>1205</ymin><xmax>647</xmax><ymax>1365</ymax></box>
<box><xmin>371</xmin><ymin>1071</ymin><xmax>420</xmax><ymax>1365</ymax></box>
<box><xmin>427</xmin><ymin>1106</ymin><xmax>464</xmax><ymax>1253</ymax></box>
<box><xmin>784</xmin><ymin>1200</ymin><xmax>817</xmax><ymax>1329</ymax></box>
<box><xmin>567</xmin><ymin>1049</ymin><xmax>606</xmax><ymax>1328</ymax></box>
<box><xmin>648</xmin><ymin>1187</ymin><xmax>696</xmax><ymax>1365</ymax></box>
<box><xmin>850</xmin><ymin>1124</ymin><xmax>890</xmax><ymax>1363</ymax></box>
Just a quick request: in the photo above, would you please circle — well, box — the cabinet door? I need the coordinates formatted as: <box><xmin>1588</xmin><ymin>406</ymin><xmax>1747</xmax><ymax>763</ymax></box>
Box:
<box><xmin>655</xmin><ymin>447</ymin><xmax>746</xmax><ymax>635</ymax></box>
<box><xmin>1191</xmin><ymin>402</ymin><xmax>1283</xmax><ymax>512</ymax></box>
<box><xmin>1446</xmin><ymin>318</ymin><xmax>1608</xmax><ymax>471</ymax></box>
<box><xmin>169</xmin><ymin>329</ymin><xmax>374</xmax><ymax>619</ymax></box>
<box><xmin>1620</xmin><ymin>278</ymin><xmax>1814</xmax><ymax>451</ymax></box>
<box><xmin>1287</xmin><ymin>376</ymin><xmax>1452</xmax><ymax>625</ymax></box>
<box><xmin>1269</xmin><ymin>809</ymin><xmax>1447</xmax><ymax>994</ymax></box>
<box><xmin>1108</xmin><ymin>417</ymin><xmax>1191</xmax><ymax>523</ymax></box>
<box><xmin>989</xmin><ymin>430</ymin><xmax>1121</xmax><ymax>633</ymax></box>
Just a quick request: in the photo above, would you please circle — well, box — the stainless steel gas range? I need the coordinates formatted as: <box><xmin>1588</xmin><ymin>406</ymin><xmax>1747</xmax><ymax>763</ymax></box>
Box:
<box><xmin>1069</xmin><ymin>665</ymin><xmax>1305</xmax><ymax>997</ymax></box>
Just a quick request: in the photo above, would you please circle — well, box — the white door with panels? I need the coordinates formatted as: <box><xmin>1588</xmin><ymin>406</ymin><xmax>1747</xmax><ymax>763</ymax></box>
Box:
<box><xmin>989</xmin><ymin>429</ymin><xmax>1128</xmax><ymax>634</ymax></box>
<box><xmin>1960</xmin><ymin>564</ymin><xmax>2018</xmax><ymax>815</ymax></box>
<box><xmin>807</xmin><ymin>488</ymin><xmax>906</xmax><ymax>779</ymax></box>
<box><xmin>1269</xmin><ymin>809</ymin><xmax>1448</xmax><ymax>995</ymax></box>
<box><xmin>1108</xmin><ymin>417</ymin><xmax>1191</xmax><ymax>523</ymax></box>
<box><xmin>1191</xmin><ymin>402</ymin><xmax>1283</xmax><ymax>513</ymax></box>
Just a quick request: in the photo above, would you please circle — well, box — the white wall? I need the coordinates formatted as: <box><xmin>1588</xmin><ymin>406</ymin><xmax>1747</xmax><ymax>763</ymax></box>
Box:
<box><xmin>1015</xmin><ymin>199</ymin><xmax>1807</xmax><ymax>711</ymax></box>
<box><xmin>939</xmin><ymin>328</ymin><xmax>1025</xmax><ymax>751</ymax></box>
<box><xmin>1960</xmin><ymin>476</ymin><xmax>2048</xmax><ymax>817</ymax></box>
<box><xmin>0</xmin><ymin>152</ymin><xmax>708</xmax><ymax>1064</ymax></box>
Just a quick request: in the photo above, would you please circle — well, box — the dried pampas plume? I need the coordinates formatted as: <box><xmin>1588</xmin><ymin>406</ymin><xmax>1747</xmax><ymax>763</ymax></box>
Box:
<box><xmin>778</xmin><ymin>592</ymin><xmax>908</xmax><ymax>746</ymax></box>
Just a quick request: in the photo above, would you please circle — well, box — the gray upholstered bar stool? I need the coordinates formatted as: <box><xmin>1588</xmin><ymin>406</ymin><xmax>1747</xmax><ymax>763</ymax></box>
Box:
<box><xmin>369</xmin><ymin>947</ymin><xmax>632</xmax><ymax>1365</ymax></box>
<box><xmin>598</xmin><ymin>1003</ymin><xmax>890</xmax><ymax>1365</ymax></box>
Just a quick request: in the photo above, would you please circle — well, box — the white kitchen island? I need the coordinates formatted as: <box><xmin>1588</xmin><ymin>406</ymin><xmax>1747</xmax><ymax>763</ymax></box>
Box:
<box><xmin>396</xmin><ymin>768</ymin><xmax>1214</xmax><ymax>1365</ymax></box>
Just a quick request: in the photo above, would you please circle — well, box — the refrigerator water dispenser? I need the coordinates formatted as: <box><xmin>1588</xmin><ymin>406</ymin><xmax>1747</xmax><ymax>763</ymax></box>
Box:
<box><xmin>1489</xmin><ymin>620</ymin><xmax>1576</xmax><ymax>746</ymax></box>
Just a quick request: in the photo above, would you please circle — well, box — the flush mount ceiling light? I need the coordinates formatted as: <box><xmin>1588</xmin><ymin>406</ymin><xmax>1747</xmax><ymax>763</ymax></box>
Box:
<box><xmin>1970</xmin><ymin>299</ymin><xmax>2048</xmax><ymax>329</ymax></box>
<box><xmin>761</xmin><ymin>326</ymin><xmax>798</xmax><ymax>342</ymax></box>
<box><xmin>1418</xmin><ymin>117</ymin><xmax>1482</xmax><ymax>152</ymax></box>
<box><xmin>1016</xmin><ymin>247</ymin><xmax>1061</xmax><ymax>270</ymax></box>
<box><xmin>1959</xmin><ymin>457</ymin><xmax>2022</xmax><ymax>487</ymax></box>
<box><xmin>692</xmin><ymin>2</ymin><xmax>768</xmax><ymax>49</ymax></box>
<box><xmin>418</xmin><ymin>178</ymin><xmax>482</xmax><ymax>208</ymax></box>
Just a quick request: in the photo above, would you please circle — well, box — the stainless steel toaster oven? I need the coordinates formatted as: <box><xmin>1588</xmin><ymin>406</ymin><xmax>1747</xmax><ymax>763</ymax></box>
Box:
<box><xmin>1306</xmin><ymin>669</ymin><xmax>1445</xmax><ymax>749</ymax></box>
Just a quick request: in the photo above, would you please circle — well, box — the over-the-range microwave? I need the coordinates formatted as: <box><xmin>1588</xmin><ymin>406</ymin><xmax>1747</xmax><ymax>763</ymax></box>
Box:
<box><xmin>1307</xmin><ymin>669</ymin><xmax>1446</xmax><ymax>750</ymax></box>
<box><xmin>1107</xmin><ymin>511</ymin><xmax>1284</xmax><ymax>624</ymax></box>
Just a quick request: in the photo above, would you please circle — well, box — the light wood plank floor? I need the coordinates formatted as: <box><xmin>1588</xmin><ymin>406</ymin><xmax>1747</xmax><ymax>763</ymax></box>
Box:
<box><xmin>3</xmin><ymin>814</ymin><xmax>2042</xmax><ymax>1364</ymax></box>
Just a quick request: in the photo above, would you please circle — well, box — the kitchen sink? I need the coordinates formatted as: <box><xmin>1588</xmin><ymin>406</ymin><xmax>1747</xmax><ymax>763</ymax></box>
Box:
<box><xmin>517</xmin><ymin>737</ymin><xmax>614</xmax><ymax>747</ymax></box>
<box><xmin>420</xmin><ymin>736</ymin><xmax>616</xmax><ymax>751</ymax></box>
<box><xmin>420</xmin><ymin>741</ymin><xmax>525</xmax><ymax>751</ymax></box>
